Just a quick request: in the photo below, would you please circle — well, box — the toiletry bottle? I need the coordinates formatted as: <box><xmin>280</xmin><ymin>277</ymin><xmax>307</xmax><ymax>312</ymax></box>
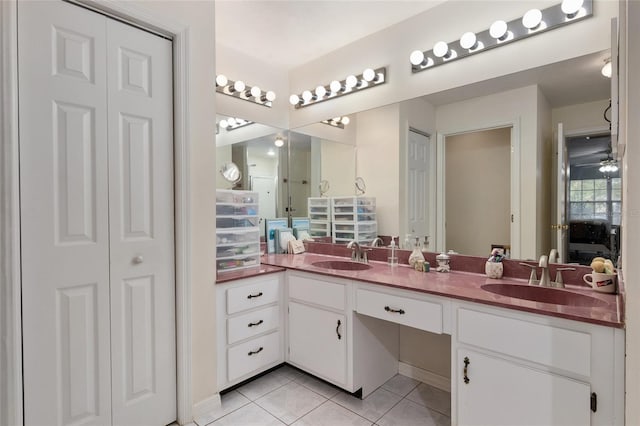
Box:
<box><xmin>388</xmin><ymin>236</ymin><xmax>399</xmax><ymax>266</ymax></box>
<box><xmin>403</xmin><ymin>234</ymin><xmax>412</xmax><ymax>250</ymax></box>
<box><xmin>409</xmin><ymin>237</ymin><xmax>425</xmax><ymax>267</ymax></box>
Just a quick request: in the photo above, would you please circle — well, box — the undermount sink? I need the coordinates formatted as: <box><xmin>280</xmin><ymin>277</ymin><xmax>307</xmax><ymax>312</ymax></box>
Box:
<box><xmin>311</xmin><ymin>260</ymin><xmax>372</xmax><ymax>271</ymax></box>
<box><xmin>481</xmin><ymin>283</ymin><xmax>609</xmax><ymax>308</ymax></box>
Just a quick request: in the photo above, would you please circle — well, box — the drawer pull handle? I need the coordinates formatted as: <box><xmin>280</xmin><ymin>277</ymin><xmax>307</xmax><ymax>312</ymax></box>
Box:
<box><xmin>384</xmin><ymin>306</ymin><xmax>405</xmax><ymax>315</ymax></box>
<box><xmin>247</xmin><ymin>292</ymin><xmax>263</xmax><ymax>299</ymax></box>
<box><xmin>248</xmin><ymin>347</ymin><xmax>264</xmax><ymax>356</ymax></box>
<box><xmin>248</xmin><ymin>320</ymin><xmax>264</xmax><ymax>327</ymax></box>
<box><xmin>336</xmin><ymin>319</ymin><xmax>342</xmax><ymax>340</ymax></box>
<box><xmin>463</xmin><ymin>357</ymin><xmax>470</xmax><ymax>384</ymax></box>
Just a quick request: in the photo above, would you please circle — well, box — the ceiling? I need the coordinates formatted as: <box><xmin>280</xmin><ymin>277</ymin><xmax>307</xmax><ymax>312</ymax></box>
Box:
<box><xmin>214</xmin><ymin>0</ymin><xmax>611</xmax><ymax>108</ymax></box>
<box><xmin>214</xmin><ymin>0</ymin><xmax>445</xmax><ymax>69</ymax></box>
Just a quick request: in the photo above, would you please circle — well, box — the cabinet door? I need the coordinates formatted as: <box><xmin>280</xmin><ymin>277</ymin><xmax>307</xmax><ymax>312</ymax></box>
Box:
<box><xmin>289</xmin><ymin>302</ymin><xmax>346</xmax><ymax>386</ymax></box>
<box><xmin>456</xmin><ymin>349</ymin><xmax>591</xmax><ymax>426</ymax></box>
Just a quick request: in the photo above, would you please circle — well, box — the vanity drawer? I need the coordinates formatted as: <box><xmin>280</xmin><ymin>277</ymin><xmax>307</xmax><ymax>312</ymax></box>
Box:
<box><xmin>288</xmin><ymin>273</ymin><xmax>345</xmax><ymax>310</ymax></box>
<box><xmin>226</xmin><ymin>276</ymin><xmax>280</xmax><ymax>314</ymax></box>
<box><xmin>227</xmin><ymin>305</ymin><xmax>280</xmax><ymax>345</ymax></box>
<box><xmin>356</xmin><ymin>288</ymin><xmax>443</xmax><ymax>333</ymax></box>
<box><xmin>227</xmin><ymin>331</ymin><xmax>281</xmax><ymax>382</ymax></box>
<box><xmin>457</xmin><ymin>308</ymin><xmax>591</xmax><ymax>376</ymax></box>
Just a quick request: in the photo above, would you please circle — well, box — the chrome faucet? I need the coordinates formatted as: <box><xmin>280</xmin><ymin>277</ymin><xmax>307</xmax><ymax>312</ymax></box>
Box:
<box><xmin>538</xmin><ymin>255</ymin><xmax>551</xmax><ymax>287</ymax></box>
<box><xmin>370</xmin><ymin>237</ymin><xmax>384</xmax><ymax>247</ymax></box>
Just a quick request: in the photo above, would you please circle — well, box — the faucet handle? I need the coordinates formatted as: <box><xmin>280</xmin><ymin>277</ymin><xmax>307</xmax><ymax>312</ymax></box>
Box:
<box><xmin>553</xmin><ymin>267</ymin><xmax>576</xmax><ymax>288</ymax></box>
<box><xmin>361</xmin><ymin>248</ymin><xmax>372</xmax><ymax>264</ymax></box>
<box><xmin>519</xmin><ymin>263</ymin><xmax>538</xmax><ymax>285</ymax></box>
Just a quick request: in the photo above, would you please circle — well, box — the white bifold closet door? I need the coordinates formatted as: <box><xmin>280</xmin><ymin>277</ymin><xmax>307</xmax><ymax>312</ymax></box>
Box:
<box><xmin>18</xmin><ymin>1</ymin><xmax>176</xmax><ymax>425</ymax></box>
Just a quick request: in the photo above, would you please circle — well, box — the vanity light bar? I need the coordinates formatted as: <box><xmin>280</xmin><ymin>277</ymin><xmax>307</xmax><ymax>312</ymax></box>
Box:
<box><xmin>410</xmin><ymin>0</ymin><xmax>592</xmax><ymax>73</ymax></box>
<box><xmin>217</xmin><ymin>117</ymin><xmax>254</xmax><ymax>132</ymax></box>
<box><xmin>290</xmin><ymin>67</ymin><xmax>387</xmax><ymax>109</ymax></box>
<box><xmin>215</xmin><ymin>74</ymin><xmax>276</xmax><ymax>108</ymax></box>
<box><xmin>321</xmin><ymin>116</ymin><xmax>351</xmax><ymax>129</ymax></box>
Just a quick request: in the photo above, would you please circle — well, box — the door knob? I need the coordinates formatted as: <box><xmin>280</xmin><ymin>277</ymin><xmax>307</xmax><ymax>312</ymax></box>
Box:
<box><xmin>133</xmin><ymin>255</ymin><xmax>144</xmax><ymax>264</ymax></box>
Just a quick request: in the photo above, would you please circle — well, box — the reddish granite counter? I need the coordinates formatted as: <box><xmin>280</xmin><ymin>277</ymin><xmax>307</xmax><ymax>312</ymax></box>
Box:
<box><xmin>261</xmin><ymin>253</ymin><xmax>623</xmax><ymax>328</ymax></box>
<box><xmin>216</xmin><ymin>264</ymin><xmax>285</xmax><ymax>284</ymax></box>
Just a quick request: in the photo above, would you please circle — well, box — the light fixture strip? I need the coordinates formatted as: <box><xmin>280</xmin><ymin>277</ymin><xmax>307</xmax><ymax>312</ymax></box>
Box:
<box><xmin>215</xmin><ymin>77</ymin><xmax>275</xmax><ymax>108</ymax></box>
<box><xmin>292</xmin><ymin>67</ymin><xmax>387</xmax><ymax>109</ymax></box>
<box><xmin>411</xmin><ymin>0</ymin><xmax>592</xmax><ymax>73</ymax></box>
<box><xmin>321</xmin><ymin>119</ymin><xmax>345</xmax><ymax>129</ymax></box>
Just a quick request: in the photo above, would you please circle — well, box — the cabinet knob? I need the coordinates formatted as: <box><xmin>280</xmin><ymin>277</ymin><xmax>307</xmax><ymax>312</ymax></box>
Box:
<box><xmin>133</xmin><ymin>255</ymin><xmax>144</xmax><ymax>264</ymax></box>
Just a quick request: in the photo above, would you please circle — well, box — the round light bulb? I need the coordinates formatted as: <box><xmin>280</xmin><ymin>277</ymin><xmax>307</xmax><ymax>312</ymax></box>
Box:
<box><xmin>490</xmin><ymin>20</ymin><xmax>508</xmax><ymax>39</ymax></box>
<box><xmin>315</xmin><ymin>85</ymin><xmax>327</xmax><ymax>98</ymax></box>
<box><xmin>233</xmin><ymin>80</ymin><xmax>245</xmax><ymax>92</ymax></box>
<box><xmin>341</xmin><ymin>116</ymin><xmax>350</xmax><ymax>125</ymax></box>
<box><xmin>274</xmin><ymin>137</ymin><xmax>284</xmax><ymax>147</ymax></box>
<box><xmin>362</xmin><ymin>68</ymin><xmax>375</xmax><ymax>82</ymax></box>
<box><xmin>460</xmin><ymin>32</ymin><xmax>477</xmax><ymax>50</ymax></box>
<box><xmin>330</xmin><ymin>80</ymin><xmax>342</xmax><ymax>93</ymax></box>
<box><xmin>602</xmin><ymin>60</ymin><xmax>612</xmax><ymax>78</ymax></box>
<box><xmin>215</xmin><ymin>74</ymin><xmax>228</xmax><ymax>87</ymax></box>
<box><xmin>301</xmin><ymin>90</ymin><xmax>313</xmax><ymax>102</ymax></box>
<box><xmin>265</xmin><ymin>91</ymin><xmax>276</xmax><ymax>102</ymax></box>
<box><xmin>345</xmin><ymin>75</ymin><xmax>358</xmax><ymax>89</ymax></box>
<box><xmin>433</xmin><ymin>41</ymin><xmax>449</xmax><ymax>58</ymax></box>
<box><xmin>410</xmin><ymin>50</ymin><xmax>425</xmax><ymax>66</ymax></box>
<box><xmin>250</xmin><ymin>86</ymin><xmax>261</xmax><ymax>98</ymax></box>
<box><xmin>227</xmin><ymin>118</ymin><xmax>236</xmax><ymax>126</ymax></box>
<box><xmin>289</xmin><ymin>94</ymin><xmax>300</xmax><ymax>105</ymax></box>
<box><xmin>219</xmin><ymin>119</ymin><xmax>228</xmax><ymax>128</ymax></box>
<box><xmin>561</xmin><ymin>0</ymin><xmax>584</xmax><ymax>16</ymax></box>
<box><xmin>522</xmin><ymin>9</ymin><xmax>542</xmax><ymax>29</ymax></box>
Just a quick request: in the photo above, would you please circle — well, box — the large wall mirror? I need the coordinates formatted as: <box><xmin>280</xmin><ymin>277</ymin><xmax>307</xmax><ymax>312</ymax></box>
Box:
<box><xmin>217</xmin><ymin>49</ymin><xmax>618</xmax><ymax>265</ymax></box>
<box><xmin>215</xmin><ymin>116</ymin><xmax>357</xmax><ymax>239</ymax></box>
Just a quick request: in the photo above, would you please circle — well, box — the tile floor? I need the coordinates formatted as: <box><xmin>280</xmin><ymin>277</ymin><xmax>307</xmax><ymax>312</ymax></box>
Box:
<box><xmin>194</xmin><ymin>365</ymin><xmax>451</xmax><ymax>426</ymax></box>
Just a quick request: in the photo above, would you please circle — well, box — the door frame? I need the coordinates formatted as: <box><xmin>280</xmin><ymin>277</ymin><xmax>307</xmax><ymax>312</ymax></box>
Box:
<box><xmin>435</xmin><ymin>119</ymin><xmax>521</xmax><ymax>258</ymax></box>
<box><xmin>0</xmin><ymin>1</ymin><xmax>193</xmax><ymax>424</ymax></box>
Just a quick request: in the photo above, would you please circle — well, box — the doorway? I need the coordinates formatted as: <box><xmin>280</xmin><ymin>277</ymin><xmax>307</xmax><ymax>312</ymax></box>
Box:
<box><xmin>565</xmin><ymin>132</ymin><xmax>620</xmax><ymax>265</ymax></box>
<box><xmin>18</xmin><ymin>2</ymin><xmax>177</xmax><ymax>424</ymax></box>
<box><xmin>444</xmin><ymin>127</ymin><xmax>511</xmax><ymax>257</ymax></box>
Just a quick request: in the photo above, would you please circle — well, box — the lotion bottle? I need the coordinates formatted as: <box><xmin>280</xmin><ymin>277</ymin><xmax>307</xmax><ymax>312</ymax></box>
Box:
<box><xmin>388</xmin><ymin>236</ymin><xmax>399</xmax><ymax>266</ymax></box>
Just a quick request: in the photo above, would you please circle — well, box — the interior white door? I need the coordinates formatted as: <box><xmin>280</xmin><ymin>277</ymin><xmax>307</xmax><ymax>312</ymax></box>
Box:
<box><xmin>556</xmin><ymin>123</ymin><xmax>568</xmax><ymax>262</ymax></box>
<box><xmin>106</xmin><ymin>19</ymin><xmax>176</xmax><ymax>426</ymax></box>
<box><xmin>18</xmin><ymin>2</ymin><xmax>112</xmax><ymax>424</ymax></box>
<box><xmin>19</xmin><ymin>2</ymin><xmax>176</xmax><ymax>425</ymax></box>
<box><xmin>252</xmin><ymin>175</ymin><xmax>277</xmax><ymax>237</ymax></box>
<box><xmin>407</xmin><ymin>130</ymin><xmax>430</xmax><ymax>239</ymax></box>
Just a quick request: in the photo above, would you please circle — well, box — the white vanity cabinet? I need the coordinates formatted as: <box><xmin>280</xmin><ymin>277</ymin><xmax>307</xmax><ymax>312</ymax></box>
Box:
<box><xmin>452</xmin><ymin>302</ymin><xmax>624</xmax><ymax>426</ymax></box>
<box><xmin>286</xmin><ymin>271</ymin><xmax>399</xmax><ymax>396</ymax></box>
<box><xmin>287</xmin><ymin>271</ymin><xmax>350</xmax><ymax>388</ymax></box>
<box><xmin>216</xmin><ymin>273</ymin><xmax>285</xmax><ymax>390</ymax></box>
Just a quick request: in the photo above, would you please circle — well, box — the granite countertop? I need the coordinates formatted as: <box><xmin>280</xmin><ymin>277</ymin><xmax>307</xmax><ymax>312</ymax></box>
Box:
<box><xmin>260</xmin><ymin>252</ymin><xmax>624</xmax><ymax>329</ymax></box>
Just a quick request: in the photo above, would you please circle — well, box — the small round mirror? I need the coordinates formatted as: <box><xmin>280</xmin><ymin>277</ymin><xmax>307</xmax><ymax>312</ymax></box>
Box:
<box><xmin>220</xmin><ymin>162</ymin><xmax>242</xmax><ymax>184</ymax></box>
<box><xmin>355</xmin><ymin>176</ymin><xmax>366</xmax><ymax>195</ymax></box>
<box><xmin>319</xmin><ymin>180</ymin><xmax>330</xmax><ymax>196</ymax></box>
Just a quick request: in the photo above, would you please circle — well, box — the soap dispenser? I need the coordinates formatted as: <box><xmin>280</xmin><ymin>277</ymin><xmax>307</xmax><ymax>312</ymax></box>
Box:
<box><xmin>408</xmin><ymin>237</ymin><xmax>425</xmax><ymax>267</ymax></box>
<box><xmin>388</xmin><ymin>236</ymin><xmax>399</xmax><ymax>266</ymax></box>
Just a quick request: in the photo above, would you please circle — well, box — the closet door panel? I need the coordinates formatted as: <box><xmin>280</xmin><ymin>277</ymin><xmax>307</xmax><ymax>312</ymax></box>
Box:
<box><xmin>106</xmin><ymin>18</ymin><xmax>177</xmax><ymax>426</ymax></box>
<box><xmin>18</xmin><ymin>2</ymin><xmax>112</xmax><ymax>425</ymax></box>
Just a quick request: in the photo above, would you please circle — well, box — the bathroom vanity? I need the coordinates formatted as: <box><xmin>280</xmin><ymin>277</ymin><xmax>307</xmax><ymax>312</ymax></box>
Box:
<box><xmin>215</xmin><ymin>253</ymin><xmax>624</xmax><ymax>426</ymax></box>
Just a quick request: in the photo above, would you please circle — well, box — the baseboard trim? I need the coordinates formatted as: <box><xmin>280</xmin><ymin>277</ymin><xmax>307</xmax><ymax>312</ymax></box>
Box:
<box><xmin>399</xmin><ymin>362</ymin><xmax>451</xmax><ymax>392</ymax></box>
<box><xmin>192</xmin><ymin>393</ymin><xmax>222</xmax><ymax>424</ymax></box>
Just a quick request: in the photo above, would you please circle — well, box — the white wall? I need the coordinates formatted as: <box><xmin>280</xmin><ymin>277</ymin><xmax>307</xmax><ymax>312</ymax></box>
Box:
<box><xmin>216</xmin><ymin>44</ymin><xmax>290</xmax><ymax>129</ymax></box>
<box><xmin>356</xmin><ymin>104</ymin><xmax>401</xmax><ymax>236</ymax></box>
<box><xmin>288</xmin><ymin>0</ymin><xmax>616</xmax><ymax>129</ymax></box>
<box><xmin>321</xmin><ymin>141</ymin><xmax>357</xmax><ymax>197</ymax></box>
<box><xmin>537</xmin><ymin>87</ymin><xmax>553</xmax><ymax>255</ymax></box>
<box><xmin>216</xmin><ymin>145</ymin><xmax>232</xmax><ymax>189</ymax></box>
<box><xmin>127</xmin><ymin>0</ymin><xmax>218</xmax><ymax>410</ymax></box>
<box><xmin>552</xmin><ymin>99</ymin><xmax>612</xmax><ymax>133</ymax></box>
<box><xmin>621</xmin><ymin>1</ymin><xmax>640</xmax><ymax>424</ymax></box>
<box><xmin>436</xmin><ymin>85</ymin><xmax>539</xmax><ymax>259</ymax></box>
